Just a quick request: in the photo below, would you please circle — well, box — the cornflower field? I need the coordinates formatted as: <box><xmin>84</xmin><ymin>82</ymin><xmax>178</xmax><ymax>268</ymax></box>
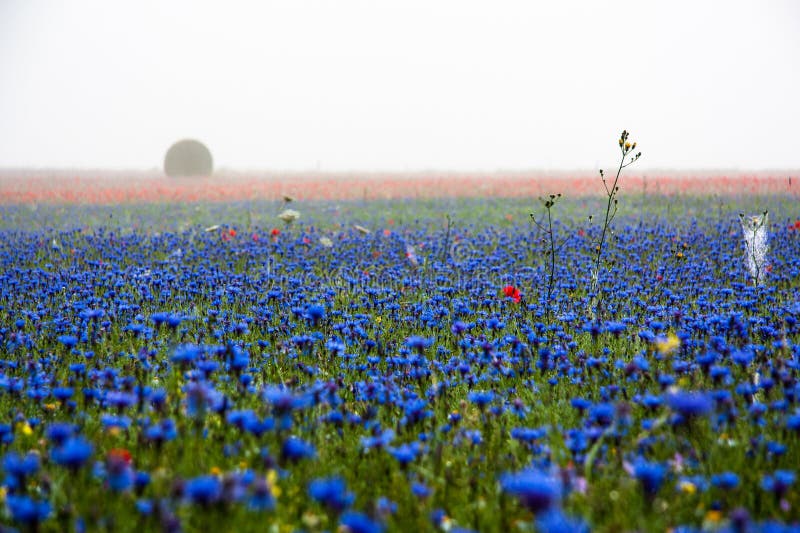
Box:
<box><xmin>1</xmin><ymin>186</ymin><xmax>800</xmax><ymax>532</ymax></box>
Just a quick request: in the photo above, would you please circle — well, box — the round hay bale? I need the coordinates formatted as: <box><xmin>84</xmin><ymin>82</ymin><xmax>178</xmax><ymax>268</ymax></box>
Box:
<box><xmin>164</xmin><ymin>139</ymin><xmax>213</xmax><ymax>177</ymax></box>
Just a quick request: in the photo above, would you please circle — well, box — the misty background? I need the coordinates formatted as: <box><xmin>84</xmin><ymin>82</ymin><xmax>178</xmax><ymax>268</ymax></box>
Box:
<box><xmin>0</xmin><ymin>0</ymin><xmax>798</xmax><ymax>172</ymax></box>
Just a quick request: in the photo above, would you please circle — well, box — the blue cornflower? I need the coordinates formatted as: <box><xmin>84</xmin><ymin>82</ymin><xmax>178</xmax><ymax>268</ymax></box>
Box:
<box><xmin>51</xmin><ymin>437</ymin><xmax>93</xmax><ymax>470</ymax></box>
<box><xmin>185</xmin><ymin>475</ymin><xmax>222</xmax><ymax>506</ymax></box>
<box><xmin>412</xmin><ymin>482</ymin><xmax>432</xmax><ymax>499</ymax></box>
<box><xmin>467</xmin><ymin>390</ymin><xmax>495</xmax><ymax>409</ymax></box>
<box><xmin>375</xmin><ymin>496</ymin><xmax>397</xmax><ymax>517</ymax></box>
<box><xmin>667</xmin><ymin>391</ymin><xmax>713</xmax><ymax>420</ymax></box>
<box><xmin>588</xmin><ymin>402</ymin><xmax>615</xmax><ymax>427</ymax></box>
<box><xmin>171</xmin><ymin>344</ymin><xmax>202</xmax><ymax>365</ymax></box>
<box><xmin>634</xmin><ymin>460</ymin><xmax>666</xmax><ymax>496</ymax></box>
<box><xmin>304</xmin><ymin>304</ymin><xmax>326</xmax><ymax>325</ymax></box>
<box><xmin>3</xmin><ymin>452</ymin><xmax>40</xmax><ymax>489</ymax></box>
<box><xmin>361</xmin><ymin>429</ymin><xmax>395</xmax><ymax>451</ymax></box>
<box><xmin>309</xmin><ymin>476</ymin><xmax>354</xmax><ymax>512</ymax></box>
<box><xmin>57</xmin><ymin>335</ymin><xmax>78</xmax><ymax>348</ymax></box>
<box><xmin>135</xmin><ymin>499</ymin><xmax>154</xmax><ymax>515</ymax></box>
<box><xmin>786</xmin><ymin>413</ymin><xmax>800</xmax><ymax>431</ymax></box>
<box><xmin>535</xmin><ymin>509</ymin><xmax>590</xmax><ymax>533</ymax></box>
<box><xmin>6</xmin><ymin>495</ymin><xmax>51</xmax><ymax>525</ymax></box>
<box><xmin>389</xmin><ymin>443</ymin><xmax>419</xmax><ymax>466</ymax></box>
<box><xmin>711</xmin><ymin>472</ymin><xmax>740</xmax><ymax>490</ymax></box>
<box><xmin>339</xmin><ymin>511</ymin><xmax>385</xmax><ymax>533</ymax></box>
<box><xmin>45</xmin><ymin>423</ymin><xmax>74</xmax><ymax>446</ymax></box>
<box><xmin>761</xmin><ymin>470</ymin><xmax>795</xmax><ymax>497</ymax></box>
<box><xmin>405</xmin><ymin>336</ymin><xmax>433</xmax><ymax>352</ymax></box>
<box><xmin>500</xmin><ymin>469</ymin><xmax>560</xmax><ymax>513</ymax></box>
<box><xmin>570</xmin><ymin>397</ymin><xmax>592</xmax><ymax>412</ymax></box>
<box><xmin>281</xmin><ymin>437</ymin><xmax>316</xmax><ymax>462</ymax></box>
<box><xmin>248</xmin><ymin>477</ymin><xmax>276</xmax><ymax>511</ymax></box>
<box><xmin>150</xmin><ymin>312</ymin><xmax>170</xmax><ymax>326</ymax></box>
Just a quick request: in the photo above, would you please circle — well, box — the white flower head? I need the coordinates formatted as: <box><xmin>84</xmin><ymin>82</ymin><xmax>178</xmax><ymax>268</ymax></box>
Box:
<box><xmin>740</xmin><ymin>212</ymin><xmax>769</xmax><ymax>285</ymax></box>
<box><xmin>405</xmin><ymin>244</ymin><xmax>419</xmax><ymax>267</ymax></box>
<box><xmin>319</xmin><ymin>236</ymin><xmax>333</xmax><ymax>248</ymax></box>
<box><xmin>278</xmin><ymin>209</ymin><xmax>300</xmax><ymax>224</ymax></box>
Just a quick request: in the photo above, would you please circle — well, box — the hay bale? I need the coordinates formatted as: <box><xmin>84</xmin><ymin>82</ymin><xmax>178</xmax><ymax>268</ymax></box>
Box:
<box><xmin>164</xmin><ymin>139</ymin><xmax>213</xmax><ymax>177</ymax></box>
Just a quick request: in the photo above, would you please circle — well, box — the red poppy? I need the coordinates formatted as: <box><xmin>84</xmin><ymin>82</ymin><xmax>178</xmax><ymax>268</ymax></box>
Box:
<box><xmin>503</xmin><ymin>285</ymin><xmax>521</xmax><ymax>303</ymax></box>
<box><xmin>107</xmin><ymin>448</ymin><xmax>132</xmax><ymax>465</ymax></box>
<box><xmin>270</xmin><ymin>228</ymin><xmax>281</xmax><ymax>236</ymax></box>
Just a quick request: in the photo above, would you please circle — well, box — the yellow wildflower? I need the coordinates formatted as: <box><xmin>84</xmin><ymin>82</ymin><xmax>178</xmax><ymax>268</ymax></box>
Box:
<box><xmin>656</xmin><ymin>332</ymin><xmax>681</xmax><ymax>356</ymax></box>
<box><xmin>267</xmin><ymin>470</ymin><xmax>282</xmax><ymax>498</ymax></box>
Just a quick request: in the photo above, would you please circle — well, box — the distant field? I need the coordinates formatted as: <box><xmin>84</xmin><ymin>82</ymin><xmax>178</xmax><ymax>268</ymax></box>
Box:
<box><xmin>0</xmin><ymin>170</ymin><xmax>797</xmax><ymax>204</ymax></box>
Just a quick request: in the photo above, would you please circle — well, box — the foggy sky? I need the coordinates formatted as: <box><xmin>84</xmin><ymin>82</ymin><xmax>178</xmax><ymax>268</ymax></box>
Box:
<box><xmin>1</xmin><ymin>0</ymin><xmax>798</xmax><ymax>171</ymax></box>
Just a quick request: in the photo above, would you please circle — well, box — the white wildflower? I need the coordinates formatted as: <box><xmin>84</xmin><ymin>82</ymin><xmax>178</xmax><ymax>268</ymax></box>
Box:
<box><xmin>319</xmin><ymin>236</ymin><xmax>333</xmax><ymax>248</ymax></box>
<box><xmin>740</xmin><ymin>212</ymin><xmax>769</xmax><ymax>285</ymax></box>
<box><xmin>204</xmin><ymin>224</ymin><xmax>221</xmax><ymax>232</ymax></box>
<box><xmin>278</xmin><ymin>209</ymin><xmax>300</xmax><ymax>224</ymax></box>
<box><xmin>405</xmin><ymin>244</ymin><xmax>419</xmax><ymax>267</ymax></box>
<box><xmin>354</xmin><ymin>224</ymin><xmax>371</xmax><ymax>234</ymax></box>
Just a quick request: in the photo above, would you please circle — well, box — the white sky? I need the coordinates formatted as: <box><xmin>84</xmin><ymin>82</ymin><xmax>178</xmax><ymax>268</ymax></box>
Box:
<box><xmin>0</xmin><ymin>0</ymin><xmax>798</xmax><ymax>171</ymax></box>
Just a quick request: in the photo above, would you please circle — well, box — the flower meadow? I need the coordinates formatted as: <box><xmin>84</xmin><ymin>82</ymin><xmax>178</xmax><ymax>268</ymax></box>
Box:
<box><xmin>1</xmin><ymin>193</ymin><xmax>800</xmax><ymax>533</ymax></box>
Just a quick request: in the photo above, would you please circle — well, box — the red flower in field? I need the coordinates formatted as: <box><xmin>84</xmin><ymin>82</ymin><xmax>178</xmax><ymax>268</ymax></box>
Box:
<box><xmin>503</xmin><ymin>285</ymin><xmax>521</xmax><ymax>303</ymax></box>
<box><xmin>270</xmin><ymin>228</ymin><xmax>281</xmax><ymax>237</ymax></box>
<box><xmin>228</xmin><ymin>229</ymin><xmax>237</xmax><ymax>237</ymax></box>
<box><xmin>792</xmin><ymin>220</ymin><xmax>800</xmax><ymax>231</ymax></box>
<box><xmin>577</xmin><ymin>228</ymin><xmax>586</xmax><ymax>237</ymax></box>
<box><xmin>251</xmin><ymin>233</ymin><xmax>259</xmax><ymax>242</ymax></box>
<box><xmin>107</xmin><ymin>448</ymin><xmax>132</xmax><ymax>465</ymax></box>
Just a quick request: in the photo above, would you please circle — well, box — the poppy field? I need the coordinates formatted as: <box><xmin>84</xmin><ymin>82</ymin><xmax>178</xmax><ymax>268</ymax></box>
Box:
<box><xmin>1</xmin><ymin>188</ymin><xmax>800</xmax><ymax>532</ymax></box>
